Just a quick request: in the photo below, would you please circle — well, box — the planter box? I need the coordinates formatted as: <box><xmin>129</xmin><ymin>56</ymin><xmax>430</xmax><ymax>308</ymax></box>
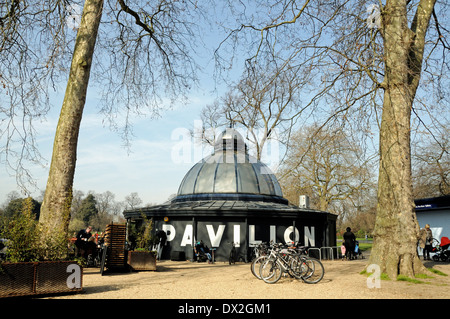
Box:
<box><xmin>0</xmin><ymin>261</ymin><xmax>83</xmax><ymax>298</ymax></box>
<box><xmin>127</xmin><ymin>251</ymin><xmax>156</xmax><ymax>271</ymax></box>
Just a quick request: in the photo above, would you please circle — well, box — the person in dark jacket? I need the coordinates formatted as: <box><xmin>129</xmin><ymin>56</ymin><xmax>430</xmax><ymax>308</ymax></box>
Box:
<box><xmin>155</xmin><ymin>229</ymin><xmax>167</xmax><ymax>260</ymax></box>
<box><xmin>75</xmin><ymin>226</ymin><xmax>92</xmax><ymax>258</ymax></box>
<box><xmin>343</xmin><ymin>227</ymin><xmax>356</xmax><ymax>260</ymax></box>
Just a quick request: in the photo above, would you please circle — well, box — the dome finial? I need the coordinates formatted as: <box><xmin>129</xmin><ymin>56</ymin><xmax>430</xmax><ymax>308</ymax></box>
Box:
<box><xmin>214</xmin><ymin>128</ymin><xmax>246</xmax><ymax>153</ymax></box>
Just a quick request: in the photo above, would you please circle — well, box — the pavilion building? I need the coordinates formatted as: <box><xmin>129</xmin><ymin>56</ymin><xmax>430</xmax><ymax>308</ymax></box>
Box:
<box><xmin>123</xmin><ymin>129</ymin><xmax>337</xmax><ymax>261</ymax></box>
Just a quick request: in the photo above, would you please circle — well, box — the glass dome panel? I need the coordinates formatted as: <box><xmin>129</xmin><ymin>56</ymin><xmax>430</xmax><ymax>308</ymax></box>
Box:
<box><xmin>194</xmin><ymin>160</ymin><xmax>217</xmax><ymax>193</ymax></box>
<box><xmin>270</xmin><ymin>172</ymin><xmax>283</xmax><ymax>196</ymax></box>
<box><xmin>236</xmin><ymin>162</ymin><xmax>259</xmax><ymax>194</ymax></box>
<box><xmin>214</xmin><ymin>162</ymin><xmax>237</xmax><ymax>192</ymax></box>
<box><xmin>178</xmin><ymin>162</ymin><xmax>203</xmax><ymax>195</ymax></box>
<box><xmin>251</xmin><ymin>162</ymin><xmax>271</xmax><ymax>195</ymax></box>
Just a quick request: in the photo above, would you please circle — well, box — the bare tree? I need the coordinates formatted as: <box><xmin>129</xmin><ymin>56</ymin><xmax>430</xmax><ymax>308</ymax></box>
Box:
<box><xmin>278</xmin><ymin>124</ymin><xmax>375</xmax><ymax>214</ymax></box>
<box><xmin>198</xmin><ymin>62</ymin><xmax>308</xmax><ymax>160</ymax></box>
<box><xmin>93</xmin><ymin>190</ymin><xmax>117</xmax><ymax>227</ymax></box>
<box><xmin>215</xmin><ymin>0</ymin><xmax>449</xmax><ymax>278</ymax></box>
<box><xmin>39</xmin><ymin>0</ymin><xmax>104</xmax><ymax>239</ymax></box>
<box><xmin>1</xmin><ymin>1</ymin><xmax>209</xmax><ymax>242</ymax></box>
<box><xmin>124</xmin><ymin>192</ymin><xmax>142</xmax><ymax>210</ymax></box>
<box><xmin>0</xmin><ymin>1</ymin><xmax>73</xmax><ymax>192</ymax></box>
<box><xmin>369</xmin><ymin>0</ymin><xmax>445</xmax><ymax>278</ymax></box>
<box><xmin>412</xmin><ymin>126</ymin><xmax>450</xmax><ymax>198</ymax></box>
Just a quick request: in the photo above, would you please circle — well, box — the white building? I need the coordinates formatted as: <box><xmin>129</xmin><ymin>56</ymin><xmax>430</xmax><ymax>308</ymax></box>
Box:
<box><xmin>415</xmin><ymin>196</ymin><xmax>450</xmax><ymax>246</ymax></box>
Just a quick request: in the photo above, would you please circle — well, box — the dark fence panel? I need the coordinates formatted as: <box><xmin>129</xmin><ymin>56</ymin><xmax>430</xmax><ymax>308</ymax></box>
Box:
<box><xmin>0</xmin><ymin>261</ymin><xmax>83</xmax><ymax>298</ymax></box>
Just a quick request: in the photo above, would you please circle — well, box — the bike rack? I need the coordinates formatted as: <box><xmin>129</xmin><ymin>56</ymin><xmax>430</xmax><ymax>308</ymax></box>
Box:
<box><xmin>320</xmin><ymin>247</ymin><xmax>334</xmax><ymax>260</ymax></box>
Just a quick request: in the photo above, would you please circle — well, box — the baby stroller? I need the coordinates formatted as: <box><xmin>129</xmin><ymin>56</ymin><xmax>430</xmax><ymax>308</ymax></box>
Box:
<box><xmin>85</xmin><ymin>238</ymin><xmax>101</xmax><ymax>267</ymax></box>
<box><xmin>194</xmin><ymin>240</ymin><xmax>212</xmax><ymax>263</ymax></box>
<box><xmin>432</xmin><ymin>237</ymin><xmax>450</xmax><ymax>262</ymax></box>
<box><xmin>353</xmin><ymin>241</ymin><xmax>364</xmax><ymax>259</ymax></box>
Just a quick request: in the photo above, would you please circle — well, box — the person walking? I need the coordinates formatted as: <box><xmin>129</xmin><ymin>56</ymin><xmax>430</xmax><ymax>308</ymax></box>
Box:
<box><xmin>419</xmin><ymin>224</ymin><xmax>433</xmax><ymax>260</ymax></box>
<box><xmin>343</xmin><ymin>227</ymin><xmax>356</xmax><ymax>260</ymax></box>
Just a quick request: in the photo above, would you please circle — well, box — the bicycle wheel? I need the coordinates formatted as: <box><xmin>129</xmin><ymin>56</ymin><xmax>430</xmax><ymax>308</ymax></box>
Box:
<box><xmin>300</xmin><ymin>257</ymin><xmax>324</xmax><ymax>284</ymax></box>
<box><xmin>259</xmin><ymin>259</ymin><xmax>282</xmax><ymax>284</ymax></box>
<box><xmin>251</xmin><ymin>255</ymin><xmax>268</xmax><ymax>279</ymax></box>
<box><xmin>289</xmin><ymin>255</ymin><xmax>308</xmax><ymax>279</ymax></box>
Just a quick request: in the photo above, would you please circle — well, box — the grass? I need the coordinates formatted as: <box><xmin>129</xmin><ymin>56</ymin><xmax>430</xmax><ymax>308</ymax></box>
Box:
<box><xmin>360</xmin><ymin>267</ymin><xmax>447</xmax><ymax>284</ymax></box>
<box><xmin>415</xmin><ymin>273</ymin><xmax>435</xmax><ymax>279</ymax></box>
<box><xmin>359</xmin><ymin>269</ymin><xmax>390</xmax><ymax>281</ymax></box>
<box><xmin>427</xmin><ymin>268</ymin><xmax>448</xmax><ymax>277</ymax></box>
<box><xmin>336</xmin><ymin>238</ymin><xmax>373</xmax><ymax>252</ymax></box>
<box><xmin>344</xmin><ymin>237</ymin><xmax>449</xmax><ymax>285</ymax></box>
<box><xmin>358</xmin><ymin>242</ymin><xmax>372</xmax><ymax>252</ymax></box>
<box><xmin>380</xmin><ymin>272</ymin><xmax>390</xmax><ymax>280</ymax></box>
<box><xmin>397</xmin><ymin>275</ymin><xmax>429</xmax><ymax>284</ymax></box>
<box><xmin>360</xmin><ymin>270</ymin><xmax>433</xmax><ymax>283</ymax></box>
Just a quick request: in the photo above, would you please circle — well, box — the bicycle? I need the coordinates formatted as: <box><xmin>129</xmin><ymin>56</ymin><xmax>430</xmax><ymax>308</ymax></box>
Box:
<box><xmin>259</xmin><ymin>243</ymin><xmax>324</xmax><ymax>284</ymax></box>
<box><xmin>249</xmin><ymin>242</ymin><xmax>269</xmax><ymax>262</ymax></box>
<box><xmin>291</xmin><ymin>254</ymin><xmax>325</xmax><ymax>284</ymax></box>
<box><xmin>259</xmin><ymin>243</ymin><xmax>295</xmax><ymax>284</ymax></box>
<box><xmin>251</xmin><ymin>242</ymin><xmax>293</xmax><ymax>280</ymax></box>
<box><xmin>250</xmin><ymin>243</ymin><xmax>273</xmax><ymax>279</ymax></box>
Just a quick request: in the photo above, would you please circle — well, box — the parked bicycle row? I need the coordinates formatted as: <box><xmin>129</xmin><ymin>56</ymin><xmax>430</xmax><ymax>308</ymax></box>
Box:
<box><xmin>250</xmin><ymin>242</ymin><xmax>325</xmax><ymax>284</ymax></box>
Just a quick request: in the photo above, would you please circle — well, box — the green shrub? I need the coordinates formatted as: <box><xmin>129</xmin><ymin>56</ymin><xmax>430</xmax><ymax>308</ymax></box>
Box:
<box><xmin>136</xmin><ymin>217</ymin><xmax>155</xmax><ymax>250</ymax></box>
<box><xmin>1</xmin><ymin>198</ymin><xmax>40</xmax><ymax>262</ymax></box>
<box><xmin>1</xmin><ymin>197</ymin><xmax>70</xmax><ymax>262</ymax></box>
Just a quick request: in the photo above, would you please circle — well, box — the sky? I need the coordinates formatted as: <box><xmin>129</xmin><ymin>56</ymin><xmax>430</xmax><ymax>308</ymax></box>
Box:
<box><xmin>0</xmin><ymin>76</ymin><xmax>285</xmax><ymax>208</ymax></box>
<box><xmin>3</xmin><ymin>1</ymin><xmax>443</xmax><ymax>209</ymax></box>
<box><xmin>0</xmin><ymin>21</ymin><xmax>285</xmax><ymax>208</ymax></box>
<box><xmin>0</xmin><ymin>83</ymin><xmax>222</xmax><ymax>206</ymax></box>
<box><xmin>0</xmin><ymin>62</ymin><xmax>282</xmax><ymax>207</ymax></box>
<box><xmin>0</xmin><ymin>2</ymin><xmax>242</xmax><ymax>207</ymax></box>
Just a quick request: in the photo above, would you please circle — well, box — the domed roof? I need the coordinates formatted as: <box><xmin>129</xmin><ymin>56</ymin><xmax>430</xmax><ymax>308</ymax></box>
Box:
<box><xmin>173</xmin><ymin>129</ymin><xmax>287</xmax><ymax>204</ymax></box>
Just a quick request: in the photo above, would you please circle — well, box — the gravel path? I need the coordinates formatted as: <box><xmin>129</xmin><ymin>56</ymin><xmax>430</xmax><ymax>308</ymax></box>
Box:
<box><xmin>47</xmin><ymin>257</ymin><xmax>450</xmax><ymax>300</ymax></box>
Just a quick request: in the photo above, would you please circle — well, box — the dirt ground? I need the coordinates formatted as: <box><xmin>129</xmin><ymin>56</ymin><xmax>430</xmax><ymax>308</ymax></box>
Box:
<box><xmin>48</xmin><ymin>256</ymin><xmax>450</xmax><ymax>300</ymax></box>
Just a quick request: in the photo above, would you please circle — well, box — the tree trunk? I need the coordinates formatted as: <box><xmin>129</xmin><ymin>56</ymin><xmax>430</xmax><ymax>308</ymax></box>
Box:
<box><xmin>370</xmin><ymin>86</ymin><xmax>426</xmax><ymax>279</ymax></box>
<box><xmin>368</xmin><ymin>0</ymin><xmax>436</xmax><ymax>279</ymax></box>
<box><xmin>39</xmin><ymin>0</ymin><xmax>104</xmax><ymax>239</ymax></box>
